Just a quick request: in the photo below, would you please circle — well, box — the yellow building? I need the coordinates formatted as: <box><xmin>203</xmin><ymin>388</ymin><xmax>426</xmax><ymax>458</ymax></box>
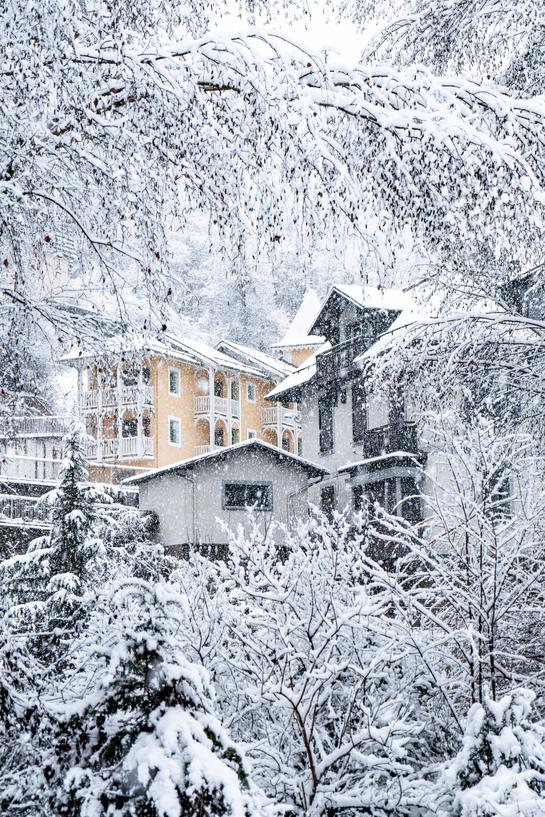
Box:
<box><xmin>63</xmin><ymin>333</ymin><xmax>301</xmax><ymax>483</ymax></box>
<box><xmin>271</xmin><ymin>289</ymin><xmax>325</xmax><ymax>366</ymax></box>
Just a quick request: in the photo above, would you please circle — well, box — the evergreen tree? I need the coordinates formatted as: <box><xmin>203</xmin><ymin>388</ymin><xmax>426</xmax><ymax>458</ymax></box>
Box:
<box><xmin>2</xmin><ymin>424</ymin><xmax>114</xmax><ymax>660</ymax></box>
<box><xmin>50</xmin><ymin>579</ymin><xmax>260</xmax><ymax>817</ymax></box>
<box><xmin>437</xmin><ymin>689</ymin><xmax>545</xmax><ymax>816</ymax></box>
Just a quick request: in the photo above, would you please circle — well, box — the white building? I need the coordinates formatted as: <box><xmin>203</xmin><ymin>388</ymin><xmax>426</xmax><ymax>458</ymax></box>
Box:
<box><xmin>0</xmin><ymin>395</ymin><xmax>69</xmax><ymax>483</ymax></box>
<box><xmin>123</xmin><ymin>439</ymin><xmax>328</xmax><ymax>554</ymax></box>
<box><xmin>268</xmin><ymin>284</ymin><xmax>426</xmax><ymax>520</ymax></box>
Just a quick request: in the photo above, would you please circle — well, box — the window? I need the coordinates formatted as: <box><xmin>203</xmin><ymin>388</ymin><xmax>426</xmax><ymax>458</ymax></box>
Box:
<box><xmin>365</xmin><ymin>476</ymin><xmax>422</xmax><ymax>522</ymax></box>
<box><xmin>122</xmin><ymin>417</ymin><xmax>138</xmax><ymax>438</ymax></box>
<box><xmin>247</xmin><ymin>429</ymin><xmax>257</xmax><ymax>439</ymax></box>
<box><xmin>353</xmin><ymin>485</ymin><xmax>364</xmax><ymax>512</ymax></box>
<box><xmin>214</xmin><ymin>377</ymin><xmax>225</xmax><ymax>397</ymax></box>
<box><xmin>168</xmin><ymin>417</ymin><xmax>181</xmax><ymax>446</ymax></box>
<box><xmin>224</xmin><ymin>482</ymin><xmax>273</xmax><ymax>511</ymax></box>
<box><xmin>352</xmin><ymin>378</ymin><xmax>367</xmax><ymax>443</ymax></box>
<box><xmin>318</xmin><ymin>398</ymin><xmax>334</xmax><ymax>454</ymax></box>
<box><xmin>231</xmin><ymin>381</ymin><xmax>239</xmax><ymax>400</ymax></box>
<box><xmin>121</xmin><ymin>361</ymin><xmax>139</xmax><ymax>386</ymax></box>
<box><xmin>321</xmin><ymin>485</ymin><xmax>336</xmax><ymax>521</ymax></box>
<box><xmin>282</xmin><ymin>434</ymin><xmax>291</xmax><ymax>452</ymax></box>
<box><xmin>214</xmin><ymin>425</ymin><xmax>225</xmax><ymax>448</ymax></box>
<box><xmin>168</xmin><ymin>368</ymin><xmax>181</xmax><ymax>396</ymax></box>
<box><xmin>231</xmin><ymin>427</ymin><xmax>239</xmax><ymax>445</ymax></box>
<box><xmin>297</xmin><ymin>436</ymin><xmax>303</xmax><ymax>456</ymax></box>
<box><xmin>247</xmin><ymin>383</ymin><xmax>256</xmax><ymax>402</ymax></box>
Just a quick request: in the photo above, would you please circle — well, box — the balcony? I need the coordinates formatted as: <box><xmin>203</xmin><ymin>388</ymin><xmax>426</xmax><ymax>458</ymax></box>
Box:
<box><xmin>363</xmin><ymin>422</ymin><xmax>420</xmax><ymax>460</ymax></box>
<box><xmin>261</xmin><ymin>406</ymin><xmax>299</xmax><ymax>430</ymax></box>
<box><xmin>86</xmin><ymin>436</ymin><xmax>154</xmax><ymax>461</ymax></box>
<box><xmin>81</xmin><ymin>385</ymin><xmax>153</xmax><ymax>412</ymax></box>
<box><xmin>0</xmin><ymin>415</ymin><xmax>70</xmax><ymax>437</ymax></box>
<box><xmin>193</xmin><ymin>396</ymin><xmax>240</xmax><ymax>418</ymax></box>
<box><xmin>0</xmin><ymin>494</ymin><xmax>51</xmax><ymax>527</ymax></box>
<box><xmin>316</xmin><ymin>337</ymin><xmax>372</xmax><ymax>382</ymax></box>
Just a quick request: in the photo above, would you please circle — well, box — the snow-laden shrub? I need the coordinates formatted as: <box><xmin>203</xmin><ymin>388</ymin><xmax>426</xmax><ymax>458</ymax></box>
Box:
<box><xmin>437</xmin><ymin>688</ymin><xmax>545</xmax><ymax>816</ymax></box>
<box><xmin>177</xmin><ymin>511</ymin><xmax>436</xmax><ymax>817</ymax></box>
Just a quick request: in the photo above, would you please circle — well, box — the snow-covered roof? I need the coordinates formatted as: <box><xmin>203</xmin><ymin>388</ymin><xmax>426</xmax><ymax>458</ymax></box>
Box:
<box><xmin>215</xmin><ymin>340</ymin><xmax>294</xmax><ymax>380</ymax></box>
<box><xmin>338</xmin><ymin>452</ymin><xmax>425</xmax><ymax>473</ymax></box>
<box><xmin>122</xmin><ymin>439</ymin><xmax>329</xmax><ymax>484</ymax></box>
<box><xmin>265</xmin><ymin>341</ymin><xmax>331</xmax><ymax>401</ymax></box>
<box><xmin>272</xmin><ymin>290</ymin><xmax>325</xmax><ymax>349</ymax></box>
<box><xmin>309</xmin><ymin>284</ymin><xmax>412</xmax><ymax>337</ymax></box>
<box><xmin>61</xmin><ymin>332</ymin><xmax>265</xmax><ymax>377</ymax></box>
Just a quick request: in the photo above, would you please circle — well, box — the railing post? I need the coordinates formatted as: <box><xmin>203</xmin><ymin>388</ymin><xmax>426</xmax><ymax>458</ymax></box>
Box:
<box><xmin>96</xmin><ymin>378</ymin><xmax>103</xmax><ymax>462</ymax></box>
<box><xmin>208</xmin><ymin>368</ymin><xmax>215</xmax><ymax>448</ymax></box>
<box><xmin>116</xmin><ymin>361</ymin><xmax>123</xmax><ymax>459</ymax></box>
<box><xmin>276</xmin><ymin>401</ymin><xmax>282</xmax><ymax>450</ymax></box>
<box><xmin>136</xmin><ymin>362</ymin><xmax>144</xmax><ymax>458</ymax></box>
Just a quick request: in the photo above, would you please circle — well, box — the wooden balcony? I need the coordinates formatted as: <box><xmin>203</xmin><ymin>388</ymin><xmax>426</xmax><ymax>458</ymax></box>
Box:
<box><xmin>193</xmin><ymin>396</ymin><xmax>240</xmax><ymax>418</ymax></box>
<box><xmin>81</xmin><ymin>385</ymin><xmax>153</xmax><ymax>412</ymax></box>
<box><xmin>0</xmin><ymin>494</ymin><xmax>51</xmax><ymax>527</ymax></box>
<box><xmin>0</xmin><ymin>415</ymin><xmax>70</xmax><ymax>437</ymax></box>
<box><xmin>363</xmin><ymin>422</ymin><xmax>420</xmax><ymax>460</ymax></box>
<box><xmin>0</xmin><ymin>494</ymin><xmax>146</xmax><ymax>530</ymax></box>
<box><xmin>86</xmin><ymin>436</ymin><xmax>154</xmax><ymax>461</ymax></box>
<box><xmin>260</xmin><ymin>406</ymin><xmax>299</xmax><ymax>430</ymax></box>
<box><xmin>193</xmin><ymin>444</ymin><xmax>227</xmax><ymax>456</ymax></box>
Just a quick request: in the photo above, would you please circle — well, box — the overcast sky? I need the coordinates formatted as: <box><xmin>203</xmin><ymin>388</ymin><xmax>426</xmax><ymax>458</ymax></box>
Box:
<box><xmin>211</xmin><ymin>1</ymin><xmax>372</xmax><ymax>64</ymax></box>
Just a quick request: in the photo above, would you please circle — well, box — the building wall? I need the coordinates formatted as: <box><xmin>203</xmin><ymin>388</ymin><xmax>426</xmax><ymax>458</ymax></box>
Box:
<box><xmin>301</xmin><ymin>380</ymin><xmax>394</xmax><ymax>510</ymax></box>
<box><xmin>290</xmin><ymin>346</ymin><xmax>316</xmax><ymax>368</ymax></box>
<box><xmin>80</xmin><ymin>350</ymin><xmax>297</xmax><ymax>481</ymax></box>
<box><xmin>137</xmin><ymin>449</ymin><xmax>311</xmax><ymax>548</ymax></box>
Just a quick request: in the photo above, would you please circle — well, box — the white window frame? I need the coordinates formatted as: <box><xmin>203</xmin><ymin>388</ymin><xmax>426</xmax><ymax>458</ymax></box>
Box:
<box><xmin>168</xmin><ymin>367</ymin><xmax>181</xmax><ymax>396</ymax></box>
<box><xmin>168</xmin><ymin>416</ymin><xmax>181</xmax><ymax>447</ymax></box>
<box><xmin>247</xmin><ymin>383</ymin><xmax>257</xmax><ymax>403</ymax></box>
<box><xmin>247</xmin><ymin>429</ymin><xmax>257</xmax><ymax>439</ymax></box>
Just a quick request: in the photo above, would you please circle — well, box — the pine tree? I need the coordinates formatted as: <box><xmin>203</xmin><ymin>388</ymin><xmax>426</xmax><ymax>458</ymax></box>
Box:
<box><xmin>50</xmin><ymin>579</ymin><xmax>260</xmax><ymax>817</ymax></box>
<box><xmin>2</xmin><ymin>424</ymin><xmax>114</xmax><ymax>661</ymax></box>
<box><xmin>437</xmin><ymin>689</ymin><xmax>545</xmax><ymax>816</ymax></box>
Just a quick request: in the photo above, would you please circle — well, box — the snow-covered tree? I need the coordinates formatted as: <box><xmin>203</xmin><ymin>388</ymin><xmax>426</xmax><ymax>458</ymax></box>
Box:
<box><xmin>3</xmin><ymin>0</ymin><xmax>545</xmax><ymax>362</ymax></box>
<box><xmin>0</xmin><ymin>635</ymin><xmax>48</xmax><ymax>816</ymax></box>
<box><xmin>2</xmin><ymin>425</ymin><xmax>115</xmax><ymax>658</ymax></box>
<box><xmin>178</xmin><ymin>513</ymin><xmax>433</xmax><ymax>817</ymax></box>
<box><xmin>357</xmin><ymin>0</ymin><xmax>545</xmax><ymax>94</ymax></box>
<box><xmin>49</xmin><ymin>578</ymin><xmax>261</xmax><ymax>817</ymax></box>
<box><xmin>435</xmin><ymin>688</ymin><xmax>545</xmax><ymax>816</ymax></box>
<box><xmin>362</xmin><ymin>412</ymin><xmax>545</xmax><ymax>721</ymax></box>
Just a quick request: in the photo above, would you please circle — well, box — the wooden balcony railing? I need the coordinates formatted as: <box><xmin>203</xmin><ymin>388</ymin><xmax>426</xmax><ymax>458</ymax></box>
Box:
<box><xmin>363</xmin><ymin>422</ymin><xmax>420</xmax><ymax>459</ymax></box>
<box><xmin>193</xmin><ymin>396</ymin><xmax>240</xmax><ymax>418</ymax></box>
<box><xmin>81</xmin><ymin>385</ymin><xmax>153</xmax><ymax>411</ymax></box>
<box><xmin>86</xmin><ymin>436</ymin><xmax>154</xmax><ymax>461</ymax></box>
<box><xmin>260</xmin><ymin>406</ymin><xmax>299</xmax><ymax>429</ymax></box>
<box><xmin>0</xmin><ymin>494</ymin><xmax>147</xmax><ymax>529</ymax></box>
<box><xmin>0</xmin><ymin>416</ymin><xmax>70</xmax><ymax>437</ymax></box>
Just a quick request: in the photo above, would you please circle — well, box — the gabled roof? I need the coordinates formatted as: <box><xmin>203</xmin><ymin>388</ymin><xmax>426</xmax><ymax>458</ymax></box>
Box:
<box><xmin>272</xmin><ymin>290</ymin><xmax>325</xmax><ymax>349</ymax></box>
<box><xmin>61</xmin><ymin>332</ymin><xmax>265</xmax><ymax>377</ymax></box>
<box><xmin>309</xmin><ymin>284</ymin><xmax>412</xmax><ymax>337</ymax></box>
<box><xmin>215</xmin><ymin>340</ymin><xmax>294</xmax><ymax>380</ymax></box>
<box><xmin>122</xmin><ymin>439</ymin><xmax>329</xmax><ymax>484</ymax></box>
<box><xmin>266</xmin><ymin>342</ymin><xmax>330</xmax><ymax>402</ymax></box>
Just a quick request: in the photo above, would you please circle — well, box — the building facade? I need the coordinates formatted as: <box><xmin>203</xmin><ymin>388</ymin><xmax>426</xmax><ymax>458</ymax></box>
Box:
<box><xmin>124</xmin><ymin>440</ymin><xmax>328</xmax><ymax>552</ymax></box>
<box><xmin>63</xmin><ymin>333</ymin><xmax>302</xmax><ymax>483</ymax></box>
<box><xmin>268</xmin><ymin>285</ymin><xmax>427</xmax><ymax>521</ymax></box>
